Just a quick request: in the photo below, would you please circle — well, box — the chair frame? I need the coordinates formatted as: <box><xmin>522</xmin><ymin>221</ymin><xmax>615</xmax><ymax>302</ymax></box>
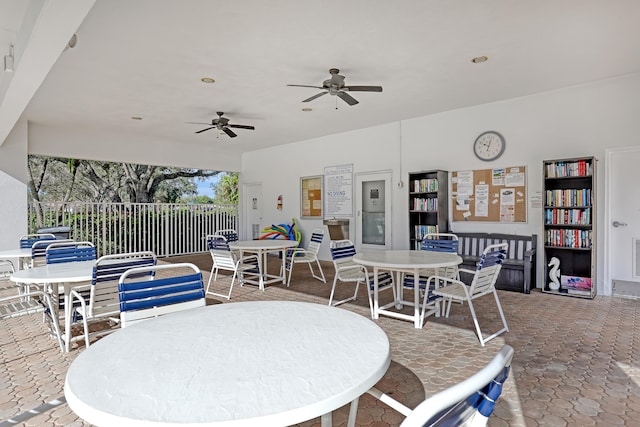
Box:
<box><xmin>329</xmin><ymin>239</ymin><xmax>395</xmax><ymax>319</ymax></box>
<box><xmin>206</xmin><ymin>235</ymin><xmax>261</xmax><ymax>300</ymax></box>
<box><xmin>366</xmin><ymin>345</ymin><xmax>514</xmax><ymax>426</ymax></box>
<box><xmin>431</xmin><ymin>243</ymin><xmax>509</xmax><ymax>346</ymax></box>
<box><xmin>284</xmin><ymin>228</ymin><xmax>326</xmax><ymax>286</ymax></box>
<box><xmin>0</xmin><ymin>290</ymin><xmax>64</xmax><ymax>352</ymax></box>
<box><xmin>30</xmin><ymin>238</ymin><xmax>74</xmax><ymax>268</ymax></box>
<box><xmin>119</xmin><ymin>263</ymin><xmax>206</xmax><ymax>328</ymax></box>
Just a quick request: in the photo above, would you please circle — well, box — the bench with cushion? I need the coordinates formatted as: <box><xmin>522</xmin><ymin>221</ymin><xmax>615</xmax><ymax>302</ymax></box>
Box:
<box><xmin>455</xmin><ymin>232</ymin><xmax>536</xmax><ymax>294</ymax></box>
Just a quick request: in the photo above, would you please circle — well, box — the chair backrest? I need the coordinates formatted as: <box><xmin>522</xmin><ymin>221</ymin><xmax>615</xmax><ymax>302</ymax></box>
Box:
<box><xmin>118</xmin><ymin>263</ymin><xmax>205</xmax><ymax>328</ymax></box>
<box><xmin>0</xmin><ymin>259</ymin><xmax>15</xmax><ymax>279</ymax></box>
<box><xmin>307</xmin><ymin>228</ymin><xmax>324</xmax><ymax>255</ymax></box>
<box><xmin>208</xmin><ymin>235</ymin><xmax>237</xmax><ymax>271</ymax></box>
<box><xmin>400</xmin><ymin>345</ymin><xmax>514</xmax><ymax>427</ymax></box>
<box><xmin>469</xmin><ymin>243</ymin><xmax>508</xmax><ymax>297</ymax></box>
<box><xmin>31</xmin><ymin>239</ymin><xmax>74</xmax><ymax>267</ymax></box>
<box><xmin>330</xmin><ymin>239</ymin><xmax>358</xmax><ymax>276</ymax></box>
<box><xmin>214</xmin><ymin>229</ymin><xmax>239</xmax><ymax>243</ymax></box>
<box><xmin>88</xmin><ymin>251</ymin><xmax>157</xmax><ymax>318</ymax></box>
<box><xmin>20</xmin><ymin>233</ymin><xmax>56</xmax><ymax>249</ymax></box>
<box><xmin>421</xmin><ymin>233</ymin><xmax>459</xmax><ymax>253</ymax></box>
<box><xmin>45</xmin><ymin>241</ymin><xmax>97</xmax><ymax>264</ymax></box>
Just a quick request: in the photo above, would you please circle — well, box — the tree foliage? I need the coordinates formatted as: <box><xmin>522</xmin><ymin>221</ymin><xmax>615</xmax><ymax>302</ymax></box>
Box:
<box><xmin>212</xmin><ymin>172</ymin><xmax>239</xmax><ymax>205</ymax></box>
<box><xmin>27</xmin><ymin>155</ymin><xmax>222</xmax><ymax>203</ymax></box>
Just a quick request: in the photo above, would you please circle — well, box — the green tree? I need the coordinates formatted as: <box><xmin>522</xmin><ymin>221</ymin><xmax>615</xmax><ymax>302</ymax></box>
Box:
<box><xmin>212</xmin><ymin>172</ymin><xmax>239</xmax><ymax>205</ymax></box>
<box><xmin>27</xmin><ymin>155</ymin><xmax>221</xmax><ymax>203</ymax></box>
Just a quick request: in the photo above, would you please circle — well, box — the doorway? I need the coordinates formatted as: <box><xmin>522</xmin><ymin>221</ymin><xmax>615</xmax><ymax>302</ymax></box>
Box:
<box><xmin>355</xmin><ymin>171</ymin><xmax>392</xmax><ymax>252</ymax></box>
<box><xmin>605</xmin><ymin>147</ymin><xmax>640</xmax><ymax>297</ymax></box>
<box><xmin>242</xmin><ymin>183</ymin><xmax>262</xmax><ymax>241</ymax></box>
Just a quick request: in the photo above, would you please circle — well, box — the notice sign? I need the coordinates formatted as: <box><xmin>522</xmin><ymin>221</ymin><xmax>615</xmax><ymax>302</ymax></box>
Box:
<box><xmin>324</xmin><ymin>164</ymin><xmax>353</xmax><ymax>218</ymax></box>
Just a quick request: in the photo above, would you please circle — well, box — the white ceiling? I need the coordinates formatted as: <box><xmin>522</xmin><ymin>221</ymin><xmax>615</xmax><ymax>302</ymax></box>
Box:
<box><xmin>2</xmin><ymin>0</ymin><xmax>640</xmax><ymax>162</ymax></box>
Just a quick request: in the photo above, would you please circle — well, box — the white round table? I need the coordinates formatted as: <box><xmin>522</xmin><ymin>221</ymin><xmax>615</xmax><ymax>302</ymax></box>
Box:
<box><xmin>65</xmin><ymin>301</ymin><xmax>390</xmax><ymax>427</ymax></box>
<box><xmin>229</xmin><ymin>240</ymin><xmax>298</xmax><ymax>289</ymax></box>
<box><xmin>10</xmin><ymin>260</ymin><xmax>95</xmax><ymax>351</ymax></box>
<box><xmin>353</xmin><ymin>250</ymin><xmax>462</xmax><ymax>328</ymax></box>
<box><xmin>0</xmin><ymin>247</ymin><xmax>32</xmax><ymax>270</ymax></box>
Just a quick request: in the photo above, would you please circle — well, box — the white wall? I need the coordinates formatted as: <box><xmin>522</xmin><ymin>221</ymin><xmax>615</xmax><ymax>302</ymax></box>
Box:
<box><xmin>0</xmin><ymin>120</ymin><xmax>28</xmax><ymax>252</ymax></box>
<box><xmin>241</xmin><ymin>73</ymin><xmax>640</xmax><ymax>295</ymax></box>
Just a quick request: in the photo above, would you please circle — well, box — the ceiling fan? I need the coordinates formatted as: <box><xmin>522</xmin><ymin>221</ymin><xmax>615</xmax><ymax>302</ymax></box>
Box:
<box><xmin>188</xmin><ymin>112</ymin><xmax>255</xmax><ymax>138</ymax></box>
<box><xmin>287</xmin><ymin>68</ymin><xmax>383</xmax><ymax>106</ymax></box>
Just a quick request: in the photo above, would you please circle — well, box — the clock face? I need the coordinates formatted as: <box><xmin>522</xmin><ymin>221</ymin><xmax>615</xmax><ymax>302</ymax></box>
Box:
<box><xmin>474</xmin><ymin>131</ymin><xmax>505</xmax><ymax>161</ymax></box>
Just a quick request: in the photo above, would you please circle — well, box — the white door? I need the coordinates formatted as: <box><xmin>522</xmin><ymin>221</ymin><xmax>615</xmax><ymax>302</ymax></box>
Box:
<box><xmin>355</xmin><ymin>171</ymin><xmax>392</xmax><ymax>252</ymax></box>
<box><xmin>242</xmin><ymin>183</ymin><xmax>262</xmax><ymax>240</ymax></box>
<box><xmin>606</xmin><ymin>147</ymin><xmax>640</xmax><ymax>297</ymax></box>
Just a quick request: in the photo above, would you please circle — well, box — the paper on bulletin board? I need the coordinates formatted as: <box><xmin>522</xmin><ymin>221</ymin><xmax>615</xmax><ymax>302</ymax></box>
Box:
<box><xmin>475</xmin><ymin>184</ymin><xmax>489</xmax><ymax>217</ymax></box>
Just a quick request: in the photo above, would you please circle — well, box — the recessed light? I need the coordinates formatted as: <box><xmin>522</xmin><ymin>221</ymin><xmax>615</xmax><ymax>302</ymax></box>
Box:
<box><xmin>471</xmin><ymin>56</ymin><xmax>488</xmax><ymax>64</ymax></box>
<box><xmin>131</xmin><ymin>116</ymin><xmax>142</xmax><ymax>120</ymax></box>
<box><xmin>302</xmin><ymin>108</ymin><xmax>312</xmax><ymax>112</ymax></box>
<box><xmin>201</xmin><ymin>77</ymin><xmax>215</xmax><ymax>83</ymax></box>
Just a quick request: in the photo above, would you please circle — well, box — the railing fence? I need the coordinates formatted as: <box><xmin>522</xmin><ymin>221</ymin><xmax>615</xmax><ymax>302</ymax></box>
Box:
<box><xmin>29</xmin><ymin>202</ymin><xmax>238</xmax><ymax>258</ymax></box>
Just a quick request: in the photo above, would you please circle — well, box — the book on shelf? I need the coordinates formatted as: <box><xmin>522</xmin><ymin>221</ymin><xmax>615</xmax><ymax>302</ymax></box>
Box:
<box><xmin>545</xmin><ymin>160</ymin><xmax>592</xmax><ymax>178</ymax></box>
<box><xmin>413</xmin><ymin>178</ymin><xmax>438</xmax><ymax>193</ymax></box>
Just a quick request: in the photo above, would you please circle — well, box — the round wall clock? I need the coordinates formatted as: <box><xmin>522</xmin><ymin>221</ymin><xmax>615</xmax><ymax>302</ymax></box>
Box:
<box><xmin>473</xmin><ymin>131</ymin><xmax>505</xmax><ymax>161</ymax></box>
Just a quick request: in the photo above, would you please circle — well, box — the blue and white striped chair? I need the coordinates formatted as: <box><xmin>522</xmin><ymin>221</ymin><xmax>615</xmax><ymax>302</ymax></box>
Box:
<box><xmin>366</xmin><ymin>345</ymin><xmax>514</xmax><ymax>426</ymax></box>
<box><xmin>431</xmin><ymin>243</ymin><xmax>509</xmax><ymax>346</ymax></box>
<box><xmin>19</xmin><ymin>233</ymin><xmax>56</xmax><ymax>249</ymax></box>
<box><xmin>206</xmin><ymin>235</ymin><xmax>261</xmax><ymax>300</ymax></box>
<box><xmin>69</xmin><ymin>251</ymin><xmax>157</xmax><ymax>350</ymax></box>
<box><xmin>45</xmin><ymin>241</ymin><xmax>97</xmax><ymax>264</ymax></box>
<box><xmin>401</xmin><ymin>233</ymin><xmax>459</xmax><ymax>318</ymax></box>
<box><xmin>284</xmin><ymin>228</ymin><xmax>326</xmax><ymax>286</ymax></box>
<box><xmin>329</xmin><ymin>239</ymin><xmax>395</xmax><ymax>319</ymax></box>
<box><xmin>119</xmin><ymin>263</ymin><xmax>206</xmax><ymax>328</ymax></box>
<box><xmin>30</xmin><ymin>238</ymin><xmax>74</xmax><ymax>268</ymax></box>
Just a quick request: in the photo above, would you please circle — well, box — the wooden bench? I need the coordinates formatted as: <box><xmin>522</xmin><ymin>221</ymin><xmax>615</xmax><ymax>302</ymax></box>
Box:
<box><xmin>455</xmin><ymin>232</ymin><xmax>537</xmax><ymax>294</ymax></box>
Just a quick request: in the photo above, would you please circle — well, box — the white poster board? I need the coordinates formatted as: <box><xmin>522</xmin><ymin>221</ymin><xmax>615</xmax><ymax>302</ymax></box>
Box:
<box><xmin>324</xmin><ymin>164</ymin><xmax>353</xmax><ymax>218</ymax></box>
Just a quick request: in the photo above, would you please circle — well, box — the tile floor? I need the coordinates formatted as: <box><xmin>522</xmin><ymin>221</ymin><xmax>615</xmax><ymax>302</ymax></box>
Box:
<box><xmin>1</xmin><ymin>254</ymin><xmax>639</xmax><ymax>426</ymax></box>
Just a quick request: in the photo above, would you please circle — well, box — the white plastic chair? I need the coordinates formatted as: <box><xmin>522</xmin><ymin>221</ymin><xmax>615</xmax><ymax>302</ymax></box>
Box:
<box><xmin>45</xmin><ymin>241</ymin><xmax>96</xmax><ymax>264</ymax></box>
<box><xmin>0</xmin><ymin>290</ymin><xmax>64</xmax><ymax>352</ymax></box>
<box><xmin>431</xmin><ymin>243</ymin><xmax>509</xmax><ymax>346</ymax></box>
<box><xmin>284</xmin><ymin>228</ymin><xmax>326</xmax><ymax>286</ymax></box>
<box><xmin>328</xmin><ymin>239</ymin><xmax>395</xmax><ymax>319</ymax></box>
<box><xmin>366</xmin><ymin>345</ymin><xmax>514</xmax><ymax>426</ymax></box>
<box><xmin>206</xmin><ymin>235</ymin><xmax>261</xmax><ymax>300</ymax></box>
<box><xmin>69</xmin><ymin>251</ymin><xmax>157</xmax><ymax>350</ymax></box>
<box><xmin>0</xmin><ymin>259</ymin><xmax>22</xmax><ymax>294</ymax></box>
<box><xmin>119</xmin><ymin>263</ymin><xmax>206</xmax><ymax>328</ymax></box>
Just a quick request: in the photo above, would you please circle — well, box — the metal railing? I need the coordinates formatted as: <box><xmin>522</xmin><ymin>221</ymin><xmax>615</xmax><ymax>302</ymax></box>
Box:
<box><xmin>28</xmin><ymin>202</ymin><xmax>238</xmax><ymax>258</ymax></box>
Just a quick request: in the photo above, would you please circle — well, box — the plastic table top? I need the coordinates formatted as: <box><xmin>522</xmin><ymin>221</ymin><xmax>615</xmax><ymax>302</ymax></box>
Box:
<box><xmin>65</xmin><ymin>301</ymin><xmax>391</xmax><ymax>427</ymax></box>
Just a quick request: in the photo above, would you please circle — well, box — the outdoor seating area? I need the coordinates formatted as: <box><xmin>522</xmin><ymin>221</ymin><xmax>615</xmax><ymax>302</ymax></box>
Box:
<box><xmin>1</xmin><ymin>251</ymin><xmax>640</xmax><ymax>426</ymax></box>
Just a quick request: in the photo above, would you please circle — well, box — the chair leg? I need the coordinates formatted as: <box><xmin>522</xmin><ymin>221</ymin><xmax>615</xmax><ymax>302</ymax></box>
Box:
<box><xmin>493</xmin><ymin>290</ymin><xmax>510</xmax><ymax>333</ymax></box>
<box><xmin>287</xmin><ymin>261</ymin><xmax>294</xmax><ymax>287</ymax></box>
<box><xmin>310</xmin><ymin>260</ymin><xmax>326</xmax><ymax>283</ymax></box>
<box><xmin>466</xmin><ymin>298</ymin><xmax>486</xmax><ymax>346</ymax></box>
<box><xmin>328</xmin><ymin>276</ymin><xmax>339</xmax><ymax>306</ymax></box>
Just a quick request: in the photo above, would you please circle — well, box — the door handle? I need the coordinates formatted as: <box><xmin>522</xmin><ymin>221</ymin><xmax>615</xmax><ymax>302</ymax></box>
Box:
<box><xmin>612</xmin><ymin>221</ymin><xmax>628</xmax><ymax>228</ymax></box>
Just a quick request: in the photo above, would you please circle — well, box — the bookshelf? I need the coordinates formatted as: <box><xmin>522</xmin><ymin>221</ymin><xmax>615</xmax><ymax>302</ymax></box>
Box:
<box><xmin>542</xmin><ymin>157</ymin><xmax>596</xmax><ymax>298</ymax></box>
<box><xmin>409</xmin><ymin>170</ymin><xmax>449</xmax><ymax>250</ymax></box>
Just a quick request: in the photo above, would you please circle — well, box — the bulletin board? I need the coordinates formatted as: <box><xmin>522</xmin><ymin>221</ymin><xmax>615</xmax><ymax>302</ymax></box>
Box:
<box><xmin>451</xmin><ymin>166</ymin><xmax>527</xmax><ymax>223</ymax></box>
<box><xmin>300</xmin><ymin>175</ymin><xmax>323</xmax><ymax>218</ymax></box>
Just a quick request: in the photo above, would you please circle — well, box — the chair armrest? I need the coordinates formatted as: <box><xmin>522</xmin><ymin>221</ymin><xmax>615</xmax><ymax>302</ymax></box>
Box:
<box><xmin>524</xmin><ymin>248</ymin><xmax>536</xmax><ymax>260</ymax></box>
<box><xmin>457</xmin><ymin>267</ymin><xmax>476</xmax><ymax>277</ymax></box>
<box><xmin>68</xmin><ymin>288</ymin><xmax>89</xmax><ymax>317</ymax></box>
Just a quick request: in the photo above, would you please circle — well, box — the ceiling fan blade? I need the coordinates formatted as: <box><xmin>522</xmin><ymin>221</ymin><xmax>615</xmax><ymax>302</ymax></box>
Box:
<box><xmin>195</xmin><ymin>127</ymin><xmax>215</xmax><ymax>134</ymax></box>
<box><xmin>302</xmin><ymin>92</ymin><xmax>328</xmax><ymax>103</ymax></box>
<box><xmin>287</xmin><ymin>84</ymin><xmax>324</xmax><ymax>89</ymax></box>
<box><xmin>228</xmin><ymin>124</ymin><xmax>255</xmax><ymax>130</ymax></box>
<box><xmin>186</xmin><ymin>122</ymin><xmax>213</xmax><ymax>125</ymax></box>
<box><xmin>337</xmin><ymin>91</ymin><xmax>359</xmax><ymax>106</ymax></box>
<box><xmin>223</xmin><ymin>127</ymin><xmax>238</xmax><ymax>138</ymax></box>
<box><xmin>344</xmin><ymin>85</ymin><xmax>383</xmax><ymax>92</ymax></box>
